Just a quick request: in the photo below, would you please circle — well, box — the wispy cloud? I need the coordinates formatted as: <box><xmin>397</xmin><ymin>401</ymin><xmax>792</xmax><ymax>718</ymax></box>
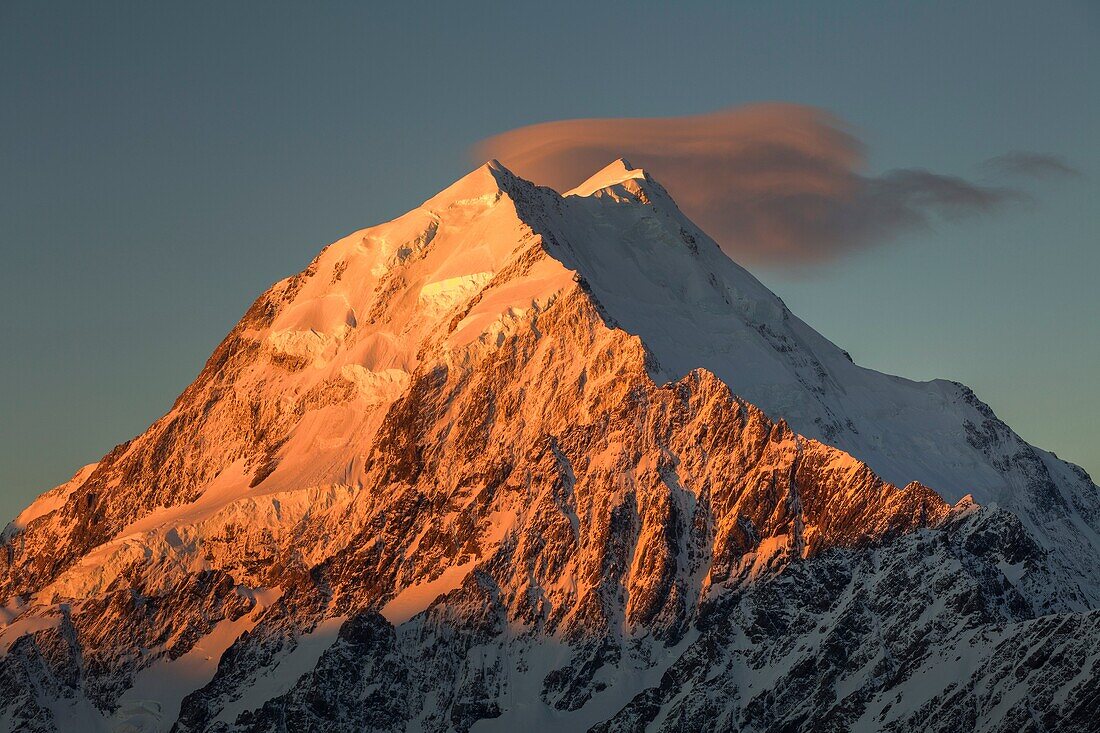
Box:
<box><xmin>981</xmin><ymin>151</ymin><xmax>1082</xmax><ymax>179</ymax></box>
<box><xmin>474</xmin><ymin>105</ymin><xmax>1053</xmax><ymax>264</ymax></box>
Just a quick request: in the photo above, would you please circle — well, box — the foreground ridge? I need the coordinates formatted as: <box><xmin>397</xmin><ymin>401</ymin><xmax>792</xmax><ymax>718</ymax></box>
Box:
<box><xmin>1</xmin><ymin>160</ymin><xmax>1097</xmax><ymax>732</ymax></box>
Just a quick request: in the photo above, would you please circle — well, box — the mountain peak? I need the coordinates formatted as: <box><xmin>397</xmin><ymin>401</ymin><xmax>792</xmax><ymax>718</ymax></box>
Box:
<box><xmin>3</xmin><ymin>152</ymin><xmax>1100</xmax><ymax>733</ymax></box>
<box><xmin>566</xmin><ymin>157</ymin><xmax>650</xmax><ymax>197</ymax></box>
<box><xmin>422</xmin><ymin>159</ymin><xmax>524</xmax><ymax>210</ymax></box>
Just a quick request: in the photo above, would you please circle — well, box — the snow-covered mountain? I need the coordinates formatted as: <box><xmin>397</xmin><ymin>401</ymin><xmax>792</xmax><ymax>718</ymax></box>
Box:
<box><xmin>2</xmin><ymin>160</ymin><xmax>1097</xmax><ymax>733</ymax></box>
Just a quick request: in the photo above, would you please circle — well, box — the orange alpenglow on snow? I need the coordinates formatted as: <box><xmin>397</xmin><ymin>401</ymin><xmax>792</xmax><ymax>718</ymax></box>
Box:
<box><xmin>1</xmin><ymin>160</ymin><xmax>1098</xmax><ymax>732</ymax></box>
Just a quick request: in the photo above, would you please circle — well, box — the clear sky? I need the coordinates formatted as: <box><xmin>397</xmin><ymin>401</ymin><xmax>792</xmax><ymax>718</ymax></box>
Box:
<box><xmin>1</xmin><ymin>1</ymin><xmax>1097</xmax><ymax>523</ymax></box>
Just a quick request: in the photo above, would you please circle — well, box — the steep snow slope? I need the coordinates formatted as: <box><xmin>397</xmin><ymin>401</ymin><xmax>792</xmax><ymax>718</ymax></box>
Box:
<box><xmin>1</xmin><ymin>160</ymin><xmax>1097</xmax><ymax>733</ymax></box>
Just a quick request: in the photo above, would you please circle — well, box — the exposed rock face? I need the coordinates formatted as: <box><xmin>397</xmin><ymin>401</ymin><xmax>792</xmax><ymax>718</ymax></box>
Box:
<box><xmin>1</xmin><ymin>160</ymin><xmax>1097</xmax><ymax>732</ymax></box>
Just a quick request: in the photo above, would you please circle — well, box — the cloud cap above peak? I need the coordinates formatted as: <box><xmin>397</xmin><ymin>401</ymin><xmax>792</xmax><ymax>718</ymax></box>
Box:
<box><xmin>474</xmin><ymin>104</ymin><xmax>1036</xmax><ymax>265</ymax></box>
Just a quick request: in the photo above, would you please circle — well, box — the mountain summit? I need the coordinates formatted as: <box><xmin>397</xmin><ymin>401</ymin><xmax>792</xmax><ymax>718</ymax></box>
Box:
<box><xmin>2</xmin><ymin>161</ymin><xmax>1098</xmax><ymax>732</ymax></box>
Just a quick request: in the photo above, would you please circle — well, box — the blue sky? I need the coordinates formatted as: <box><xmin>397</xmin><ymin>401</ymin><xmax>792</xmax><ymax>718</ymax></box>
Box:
<box><xmin>1</xmin><ymin>1</ymin><xmax>1097</xmax><ymax>522</ymax></box>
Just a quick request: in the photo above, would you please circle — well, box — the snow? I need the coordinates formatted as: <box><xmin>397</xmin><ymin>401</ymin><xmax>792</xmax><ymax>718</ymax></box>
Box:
<box><xmin>213</xmin><ymin>616</ymin><xmax>346</xmax><ymax>725</ymax></box>
<box><xmin>419</xmin><ymin>271</ymin><xmax>494</xmax><ymax>301</ymax></box>
<box><xmin>739</xmin><ymin>532</ymin><xmax>791</xmax><ymax>581</ymax></box>
<box><xmin>381</xmin><ymin>561</ymin><xmax>476</xmax><ymax>624</ymax></box>
<box><xmin>3</xmin><ymin>157</ymin><xmax>1099</xmax><ymax>731</ymax></box>
<box><xmin>40</xmin><ymin>695</ymin><xmax>110</xmax><ymax>733</ymax></box>
<box><xmin>270</xmin><ymin>292</ymin><xmax>356</xmax><ymax>335</ymax></box>
<box><xmin>36</xmin><ymin>467</ymin><xmax>361</xmax><ymax>601</ymax></box>
<box><xmin>422</xmin><ymin>160</ymin><xmax>509</xmax><ymax>211</ymax></box>
<box><xmin>565</xmin><ymin>158</ymin><xmax>647</xmax><ymax>197</ymax></box>
<box><xmin>8</xmin><ymin>463</ymin><xmax>97</xmax><ymax>532</ymax></box>
<box><xmin>108</xmin><ymin>587</ymin><xmax>282</xmax><ymax>733</ymax></box>
<box><xmin>554</xmin><ymin>163</ymin><xmax>995</xmax><ymax>503</ymax></box>
<box><xmin>0</xmin><ymin>609</ymin><xmax>61</xmax><ymax>653</ymax></box>
<box><xmin>267</xmin><ymin>327</ymin><xmax>344</xmax><ymax>366</ymax></box>
<box><xmin>340</xmin><ymin>364</ymin><xmax>409</xmax><ymax>404</ymax></box>
<box><xmin>470</xmin><ymin>630</ymin><xmax>700</xmax><ymax>732</ymax></box>
<box><xmin>540</xmin><ymin>158</ymin><xmax>1100</xmax><ymax>605</ymax></box>
<box><xmin>447</xmin><ymin>256</ymin><xmax>573</xmax><ymax>349</ymax></box>
<box><xmin>383</xmin><ymin>507</ymin><xmax>516</xmax><ymax>624</ymax></box>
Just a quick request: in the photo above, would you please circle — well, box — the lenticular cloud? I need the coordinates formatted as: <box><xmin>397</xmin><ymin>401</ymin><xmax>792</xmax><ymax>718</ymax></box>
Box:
<box><xmin>474</xmin><ymin>104</ymin><xmax>1020</xmax><ymax>264</ymax></box>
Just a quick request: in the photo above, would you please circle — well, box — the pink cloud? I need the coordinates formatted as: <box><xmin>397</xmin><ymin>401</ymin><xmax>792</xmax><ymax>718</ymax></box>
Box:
<box><xmin>474</xmin><ymin>104</ymin><xmax>1022</xmax><ymax>264</ymax></box>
